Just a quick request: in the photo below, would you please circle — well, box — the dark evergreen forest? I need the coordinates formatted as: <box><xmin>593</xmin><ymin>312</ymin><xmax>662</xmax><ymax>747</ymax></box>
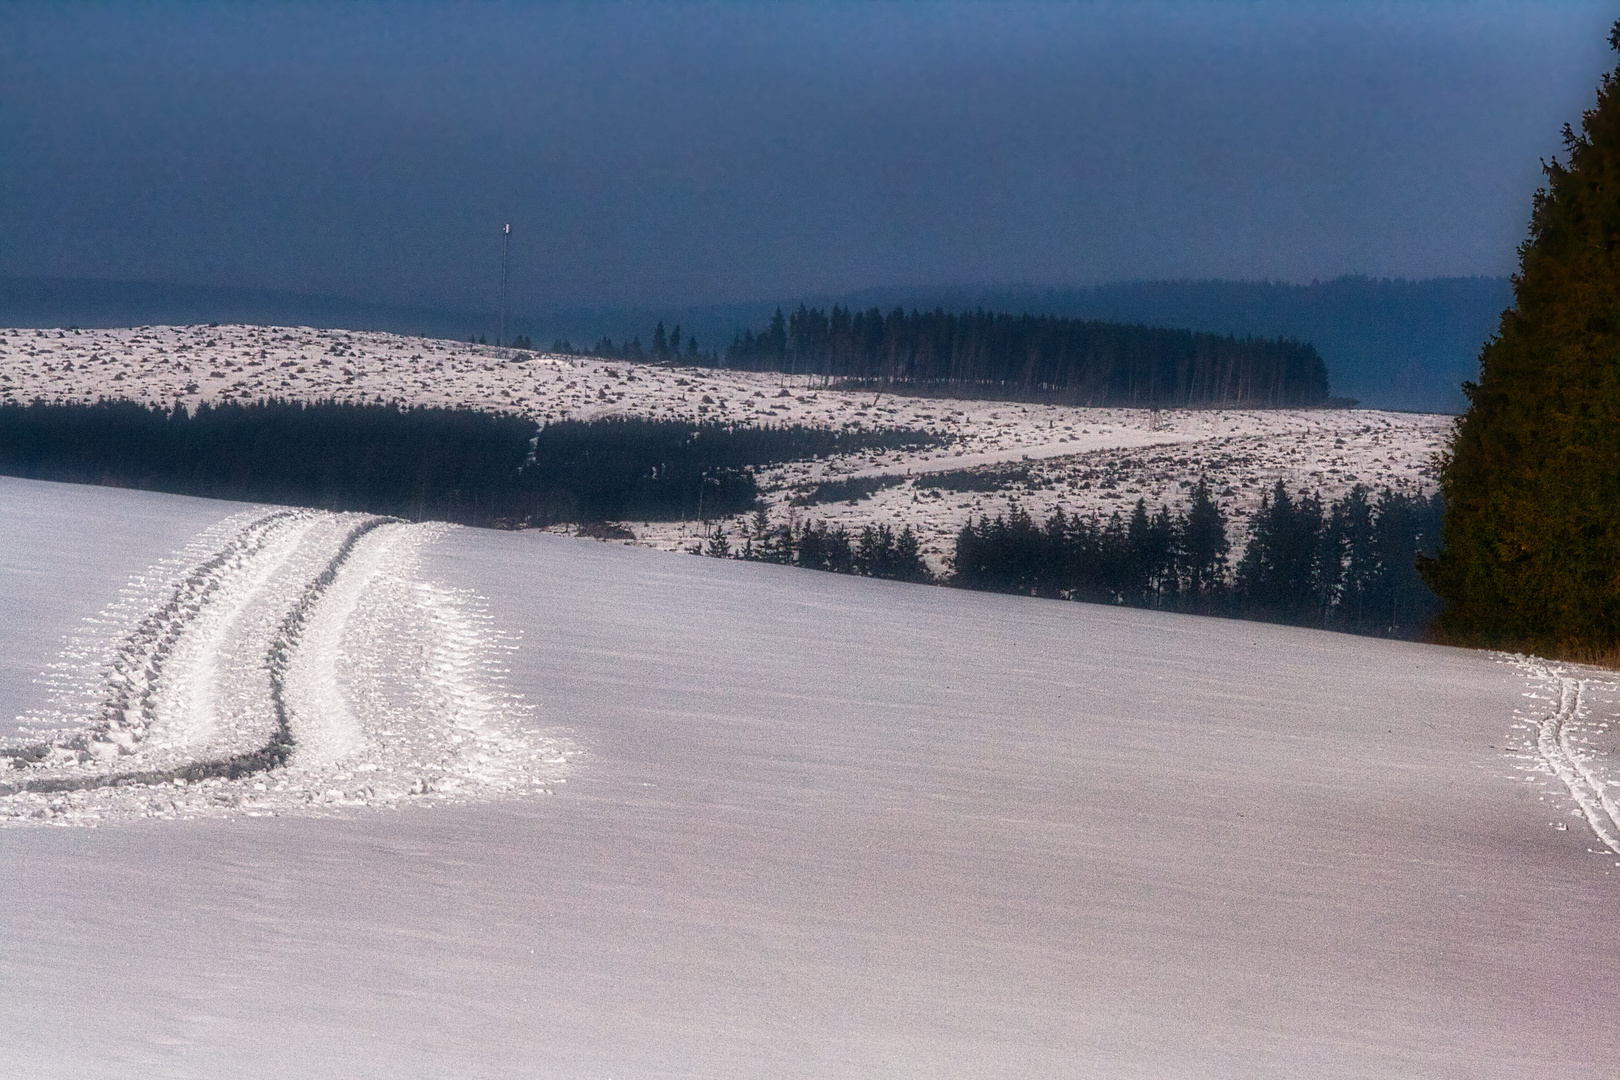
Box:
<box><xmin>708</xmin><ymin>480</ymin><xmax>1443</xmax><ymax>640</ymax></box>
<box><xmin>953</xmin><ymin>481</ymin><xmax>1441</xmax><ymax>638</ymax></box>
<box><xmin>954</xmin><ymin>481</ymin><xmax>1442</xmax><ymax>637</ymax></box>
<box><xmin>1422</xmin><ymin>22</ymin><xmax>1620</xmax><ymax>657</ymax></box>
<box><xmin>0</xmin><ymin>400</ymin><xmax>939</xmax><ymax>526</ymax></box>
<box><xmin>717</xmin><ymin>306</ymin><xmax>1329</xmax><ymax>407</ymax></box>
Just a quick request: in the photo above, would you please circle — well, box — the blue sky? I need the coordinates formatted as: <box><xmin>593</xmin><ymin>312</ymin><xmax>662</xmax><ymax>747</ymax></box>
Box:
<box><xmin>1</xmin><ymin>1</ymin><xmax>1614</xmax><ymax>311</ymax></box>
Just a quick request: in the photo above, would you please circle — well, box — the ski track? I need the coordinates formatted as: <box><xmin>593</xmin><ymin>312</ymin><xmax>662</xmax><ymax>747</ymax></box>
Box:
<box><xmin>0</xmin><ymin>511</ymin><xmax>573</xmax><ymax>824</ymax></box>
<box><xmin>1515</xmin><ymin>658</ymin><xmax>1620</xmax><ymax>856</ymax></box>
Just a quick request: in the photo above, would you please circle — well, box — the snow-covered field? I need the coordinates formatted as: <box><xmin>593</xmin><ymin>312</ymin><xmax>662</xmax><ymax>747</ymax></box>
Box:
<box><xmin>1</xmin><ymin>476</ymin><xmax>1616</xmax><ymax>1079</ymax></box>
<box><xmin>0</xmin><ymin>324</ymin><xmax>1449</xmax><ymax>568</ymax></box>
<box><xmin>0</xmin><ymin>481</ymin><xmax>572</xmax><ymax>818</ymax></box>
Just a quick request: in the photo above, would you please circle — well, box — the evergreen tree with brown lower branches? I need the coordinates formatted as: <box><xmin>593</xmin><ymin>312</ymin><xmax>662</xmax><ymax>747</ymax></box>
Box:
<box><xmin>1423</xmin><ymin>21</ymin><xmax>1620</xmax><ymax>654</ymax></box>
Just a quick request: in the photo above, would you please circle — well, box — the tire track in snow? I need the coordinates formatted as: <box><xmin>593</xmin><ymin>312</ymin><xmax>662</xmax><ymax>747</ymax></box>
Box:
<box><xmin>1</xmin><ymin>511</ymin><xmax>573</xmax><ymax>821</ymax></box>
<box><xmin>1518</xmin><ymin>660</ymin><xmax>1620</xmax><ymax>856</ymax></box>
<box><xmin>281</xmin><ymin>527</ymin><xmax>570</xmax><ymax>803</ymax></box>
<box><xmin>263</xmin><ymin>516</ymin><xmax>399</xmax><ymax>774</ymax></box>
<box><xmin>276</xmin><ymin>523</ymin><xmax>401</xmax><ymax>768</ymax></box>
<box><xmin>156</xmin><ymin>513</ymin><xmax>325</xmax><ymax>751</ymax></box>
<box><xmin>0</xmin><ymin>509</ymin><xmax>316</xmax><ymax>790</ymax></box>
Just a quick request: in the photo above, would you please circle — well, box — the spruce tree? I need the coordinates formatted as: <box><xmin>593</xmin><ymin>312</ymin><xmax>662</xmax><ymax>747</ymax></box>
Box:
<box><xmin>1335</xmin><ymin>485</ymin><xmax>1377</xmax><ymax>632</ymax></box>
<box><xmin>1180</xmin><ymin>478</ymin><xmax>1230</xmax><ymax>604</ymax></box>
<box><xmin>766</xmin><ymin>308</ymin><xmax>788</xmax><ymax>363</ymax></box>
<box><xmin>1422</xmin><ymin>21</ymin><xmax>1620</xmax><ymax>653</ymax></box>
<box><xmin>1236</xmin><ymin>482</ymin><xmax>1323</xmax><ymax>623</ymax></box>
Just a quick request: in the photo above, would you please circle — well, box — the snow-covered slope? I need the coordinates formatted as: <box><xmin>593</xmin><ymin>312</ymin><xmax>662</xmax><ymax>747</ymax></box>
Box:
<box><xmin>0</xmin><ymin>483</ymin><xmax>571</xmax><ymax>814</ymax></box>
<box><xmin>0</xmin><ymin>324</ymin><xmax>1448</xmax><ymax>568</ymax></box>
<box><xmin>0</xmin><ymin>476</ymin><xmax>1614</xmax><ymax>1079</ymax></box>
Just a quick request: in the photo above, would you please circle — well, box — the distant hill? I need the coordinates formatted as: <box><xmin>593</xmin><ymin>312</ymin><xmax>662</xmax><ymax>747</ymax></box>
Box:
<box><xmin>0</xmin><ymin>277</ymin><xmax>482</xmax><ymax>342</ymax></box>
<box><xmin>1</xmin><ymin>274</ymin><xmax>1509</xmax><ymax>412</ymax></box>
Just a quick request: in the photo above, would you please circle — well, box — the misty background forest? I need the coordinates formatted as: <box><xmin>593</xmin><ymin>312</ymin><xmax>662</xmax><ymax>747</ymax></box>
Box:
<box><xmin>716</xmin><ymin>306</ymin><xmax>1329</xmax><ymax>407</ymax></box>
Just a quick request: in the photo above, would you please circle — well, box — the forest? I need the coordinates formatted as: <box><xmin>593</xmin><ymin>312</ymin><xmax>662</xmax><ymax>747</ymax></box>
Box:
<box><xmin>0</xmin><ymin>400</ymin><xmax>1441</xmax><ymax>638</ymax></box>
<box><xmin>711</xmin><ymin>480</ymin><xmax>1443</xmax><ymax>639</ymax></box>
<box><xmin>952</xmin><ymin>481</ymin><xmax>1442</xmax><ymax>637</ymax></box>
<box><xmin>0</xmin><ymin>400</ymin><xmax>938</xmax><ymax>527</ymax></box>
<box><xmin>718</xmin><ymin>306</ymin><xmax>1330</xmax><ymax>407</ymax></box>
<box><xmin>1421</xmin><ymin>22</ymin><xmax>1620</xmax><ymax>657</ymax></box>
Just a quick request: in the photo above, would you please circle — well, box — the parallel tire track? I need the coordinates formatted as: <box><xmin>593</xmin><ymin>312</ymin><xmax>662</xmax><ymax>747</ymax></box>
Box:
<box><xmin>2</xmin><ymin>509</ymin><xmax>571</xmax><ymax>824</ymax></box>
<box><xmin>0</xmin><ymin>512</ymin><xmax>396</xmax><ymax>796</ymax></box>
<box><xmin>0</xmin><ymin>510</ymin><xmax>304</xmax><ymax>776</ymax></box>
<box><xmin>1525</xmin><ymin>663</ymin><xmax>1620</xmax><ymax>855</ymax></box>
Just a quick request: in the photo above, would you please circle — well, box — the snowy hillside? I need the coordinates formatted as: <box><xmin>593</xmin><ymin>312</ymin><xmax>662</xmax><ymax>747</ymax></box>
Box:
<box><xmin>0</xmin><ymin>476</ymin><xmax>1615</xmax><ymax>1078</ymax></box>
<box><xmin>0</xmin><ymin>324</ymin><xmax>1448</xmax><ymax>568</ymax></box>
<box><xmin>0</xmin><ymin>497</ymin><xmax>571</xmax><ymax>817</ymax></box>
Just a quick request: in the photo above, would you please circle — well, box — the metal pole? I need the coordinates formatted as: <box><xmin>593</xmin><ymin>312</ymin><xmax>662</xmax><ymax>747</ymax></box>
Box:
<box><xmin>500</xmin><ymin>223</ymin><xmax>511</xmax><ymax>346</ymax></box>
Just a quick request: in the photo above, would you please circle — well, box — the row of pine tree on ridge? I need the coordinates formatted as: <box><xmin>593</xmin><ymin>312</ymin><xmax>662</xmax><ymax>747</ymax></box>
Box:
<box><xmin>701</xmin><ymin>479</ymin><xmax>1442</xmax><ymax>640</ymax></box>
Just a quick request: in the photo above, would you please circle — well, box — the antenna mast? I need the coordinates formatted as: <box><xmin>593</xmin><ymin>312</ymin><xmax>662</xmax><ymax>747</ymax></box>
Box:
<box><xmin>499</xmin><ymin>223</ymin><xmax>511</xmax><ymax>346</ymax></box>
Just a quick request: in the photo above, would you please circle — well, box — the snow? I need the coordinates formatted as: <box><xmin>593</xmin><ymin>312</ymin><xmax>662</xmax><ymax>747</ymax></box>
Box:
<box><xmin>0</xmin><ymin>324</ymin><xmax>1450</xmax><ymax>569</ymax></box>
<box><xmin>0</xmin><ymin>477</ymin><xmax>252</xmax><ymax>739</ymax></box>
<box><xmin>1</xmin><ymin>496</ymin><xmax>572</xmax><ymax>818</ymax></box>
<box><xmin>1516</xmin><ymin>661</ymin><xmax>1620</xmax><ymax>854</ymax></box>
<box><xmin>1</xmin><ymin>476</ymin><xmax>1616</xmax><ymax>1078</ymax></box>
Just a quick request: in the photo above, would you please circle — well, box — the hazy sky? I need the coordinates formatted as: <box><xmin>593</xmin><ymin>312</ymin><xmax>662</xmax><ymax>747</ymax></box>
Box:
<box><xmin>1</xmin><ymin>1</ymin><xmax>1614</xmax><ymax>312</ymax></box>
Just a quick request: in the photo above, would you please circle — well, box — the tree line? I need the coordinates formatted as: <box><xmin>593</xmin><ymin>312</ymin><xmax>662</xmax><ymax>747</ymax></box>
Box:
<box><xmin>702</xmin><ymin>480</ymin><xmax>1443</xmax><ymax>639</ymax></box>
<box><xmin>953</xmin><ymin>480</ymin><xmax>1442</xmax><ymax>637</ymax></box>
<box><xmin>549</xmin><ymin>321</ymin><xmax>721</xmax><ymax>366</ymax></box>
<box><xmin>0</xmin><ymin>400</ymin><xmax>938</xmax><ymax>527</ymax></box>
<box><xmin>706</xmin><ymin>510</ymin><xmax>932</xmax><ymax>583</ymax></box>
<box><xmin>720</xmin><ymin>305</ymin><xmax>1330</xmax><ymax>407</ymax></box>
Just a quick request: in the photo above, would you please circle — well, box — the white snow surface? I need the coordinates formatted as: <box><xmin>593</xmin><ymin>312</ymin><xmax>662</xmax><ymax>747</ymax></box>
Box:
<box><xmin>0</xmin><ymin>324</ymin><xmax>1450</xmax><ymax>569</ymax></box>
<box><xmin>0</xmin><ymin>489</ymin><xmax>571</xmax><ymax>819</ymax></box>
<box><xmin>2</xmin><ymin>477</ymin><xmax>1616</xmax><ymax>1078</ymax></box>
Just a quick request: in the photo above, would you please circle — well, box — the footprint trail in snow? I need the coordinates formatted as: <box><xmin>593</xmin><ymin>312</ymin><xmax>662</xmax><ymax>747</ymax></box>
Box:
<box><xmin>0</xmin><ymin>510</ymin><xmax>574</xmax><ymax>824</ymax></box>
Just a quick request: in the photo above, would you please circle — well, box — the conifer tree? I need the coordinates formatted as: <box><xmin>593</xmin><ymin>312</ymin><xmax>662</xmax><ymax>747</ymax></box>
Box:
<box><xmin>1180</xmin><ymin>478</ymin><xmax>1230</xmax><ymax>603</ymax></box>
<box><xmin>766</xmin><ymin>309</ymin><xmax>788</xmax><ymax>363</ymax></box>
<box><xmin>1422</xmin><ymin>21</ymin><xmax>1620</xmax><ymax>653</ymax></box>
<box><xmin>1335</xmin><ymin>485</ymin><xmax>1377</xmax><ymax>630</ymax></box>
<box><xmin>1236</xmin><ymin>482</ymin><xmax>1323</xmax><ymax>623</ymax></box>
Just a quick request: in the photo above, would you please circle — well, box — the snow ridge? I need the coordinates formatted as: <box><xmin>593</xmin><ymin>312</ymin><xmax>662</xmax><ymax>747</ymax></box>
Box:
<box><xmin>1519</xmin><ymin>660</ymin><xmax>1620</xmax><ymax>855</ymax></box>
<box><xmin>0</xmin><ymin>511</ymin><xmax>572</xmax><ymax>823</ymax></box>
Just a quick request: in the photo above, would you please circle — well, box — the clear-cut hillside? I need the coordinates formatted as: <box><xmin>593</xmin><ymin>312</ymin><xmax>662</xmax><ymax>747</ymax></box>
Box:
<box><xmin>0</xmin><ymin>324</ymin><xmax>1448</xmax><ymax>568</ymax></box>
